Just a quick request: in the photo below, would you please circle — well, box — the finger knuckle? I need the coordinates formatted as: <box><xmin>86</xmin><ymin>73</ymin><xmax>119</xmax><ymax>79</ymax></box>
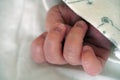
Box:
<box><xmin>64</xmin><ymin>47</ymin><xmax>81</xmax><ymax>65</ymax></box>
<box><xmin>46</xmin><ymin>57</ymin><xmax>62</xmax><ymax>65</ymax></box>
<box><xmin>64</xmin><ymin>55</ymin><xmax>78</xmax><ymax>65</ymax></box>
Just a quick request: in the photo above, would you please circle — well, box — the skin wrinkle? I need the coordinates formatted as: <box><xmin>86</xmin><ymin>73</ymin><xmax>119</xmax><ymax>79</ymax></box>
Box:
<box><xmin>63</xmin><ymin>21</ymin><xmax>88</xmax><ymax>65</ymax></box>
<box><xmin>53</xmin><ymin>24</ymin><xmax>65</xmax><ymax>33</ymax></box>
<box><xmin>44</xmin><ymin>24</ymin><xmax>67</xmax><ymax>64</ymax></box>
<box><xmin>31</xmin><ymin>3</ymin><xmax>113</xmax><ymax>76</ymax></box>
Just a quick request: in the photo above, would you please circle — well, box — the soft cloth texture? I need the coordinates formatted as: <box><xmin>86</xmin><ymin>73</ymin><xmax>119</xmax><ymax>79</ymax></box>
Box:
<box><xmin>0</xmin><ymin>0</ymin><xmax>120</xmax><ymax>80</ymax></box>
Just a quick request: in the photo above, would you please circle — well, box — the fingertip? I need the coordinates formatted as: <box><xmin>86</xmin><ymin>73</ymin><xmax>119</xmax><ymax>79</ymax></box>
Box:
<box><xmin>53</xmin><ymin>23</ymin><xmax>67</xmax><ymax>33</ymax></box>
<box><xmin>31</xmin><ymin>32</ymin><xmax>47</xmax><ymax>63</ymax></box>
<box><xmin>81</xmin><ymin>45</ymin><xmax>103</xmax><ymax>76</ymax></box>
<box><xmin>74</xmin><ymin>20</ymin><xmax>88</xmax><ymax>31</ymax></box>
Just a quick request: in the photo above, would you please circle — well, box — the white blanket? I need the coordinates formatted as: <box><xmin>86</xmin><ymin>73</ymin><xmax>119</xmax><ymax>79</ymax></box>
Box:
<box><xmin>0</xmin><ymin>0</ymin><xmax>120</xmax><ymax>80</ymax></box>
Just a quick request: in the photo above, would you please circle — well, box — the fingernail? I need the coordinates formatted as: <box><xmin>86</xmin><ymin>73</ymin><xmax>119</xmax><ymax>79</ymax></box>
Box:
<box><xmin>75</xmin><ymin>20</ymin><xmax>88</xmax><ymax>28</ymax></box>
<box><xmin>54</xmin><ymin>23</ymin><xmax>66</xmax><ymax>32</ymax></box>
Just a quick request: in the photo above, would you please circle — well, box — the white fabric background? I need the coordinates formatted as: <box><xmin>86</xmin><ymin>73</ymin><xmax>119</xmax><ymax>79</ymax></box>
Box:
<box><xmin>0</xmin><ymin>0</ymin><xmax>120</xmax><ymax>80</ymax></box>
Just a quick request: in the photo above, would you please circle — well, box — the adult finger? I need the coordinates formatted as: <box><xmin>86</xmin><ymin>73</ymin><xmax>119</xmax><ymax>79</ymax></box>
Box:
<box><xmin>31</xmin><ymin>32</ymin><xmax>47</xmax><ymax>63</ymax></box>
<box><xmin>44</xmin><ymin>23</ymin><xmax>67</xmax><ymax>64</ymax></box>
<box><xmin>64</xmin><ymin>21</ymin><xmax>88</xmax><ymax>65</ymax></box>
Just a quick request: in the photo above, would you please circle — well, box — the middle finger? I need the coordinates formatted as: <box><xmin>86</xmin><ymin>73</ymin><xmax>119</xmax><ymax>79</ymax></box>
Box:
<box><xmin>64</xmin><ymin>21</ymin><xmax>88</xmax><ymax>65</ymax></box>
<box><xmin>44</xmin><ymin>23</ymin><xmax>67</xmax><ymax>64</ymax></box>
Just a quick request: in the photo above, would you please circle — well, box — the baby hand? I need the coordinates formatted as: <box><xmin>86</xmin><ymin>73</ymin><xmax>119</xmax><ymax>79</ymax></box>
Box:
<box><xmin>31</xmin><ymin>4</ymin><xmax>112</xmax><ymax>76</ymax></box>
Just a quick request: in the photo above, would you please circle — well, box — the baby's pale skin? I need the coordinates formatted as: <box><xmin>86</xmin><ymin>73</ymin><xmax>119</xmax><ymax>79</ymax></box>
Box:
<box><xmin>31</xmin><ymin>3</ymin><xmax>112</xmax><ymax>76</ymax></box>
